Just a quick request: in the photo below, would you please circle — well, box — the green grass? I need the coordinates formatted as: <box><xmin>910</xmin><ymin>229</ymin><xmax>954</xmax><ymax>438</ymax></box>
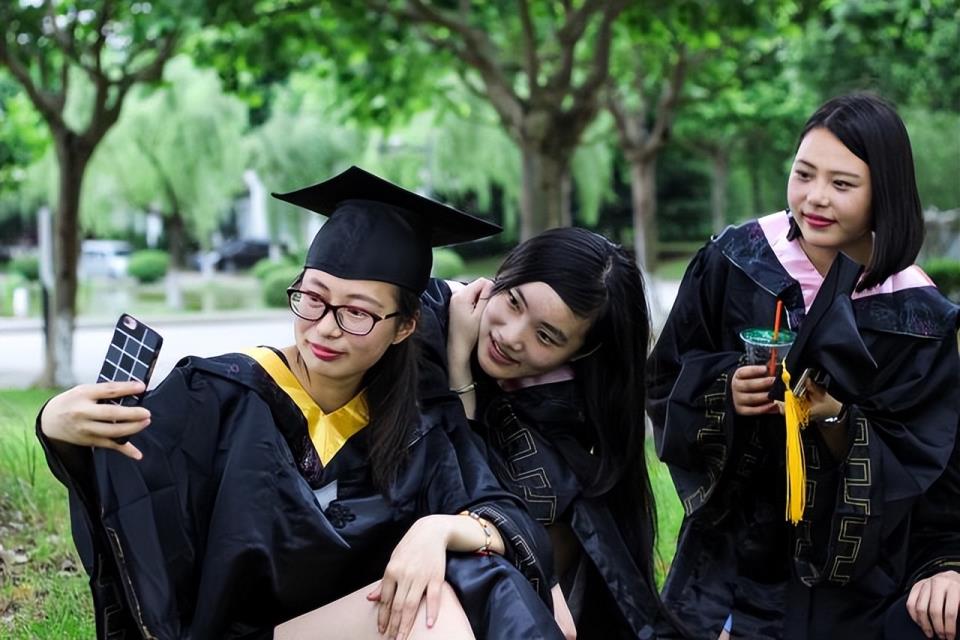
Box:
<box><xmin>0</xmin><ymin>388</ymin><xmax>94</xmax><ymax>638</ymax></box>
<box><xmin>649</xmin><ymin>446</ymin><xmax>683</xmax><ymax>587</ymax></box>
<box><xmin>653</xmin><ymin>256</ymin><xmax>693</xmax><ymax>281</ymax></box>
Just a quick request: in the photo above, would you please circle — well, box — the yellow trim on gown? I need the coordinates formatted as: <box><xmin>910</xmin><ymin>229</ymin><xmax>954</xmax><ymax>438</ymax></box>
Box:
<box><xmin>241</xmin><ymin>347</ymin><xmax>369</xmax><ymax>466</ymax></box>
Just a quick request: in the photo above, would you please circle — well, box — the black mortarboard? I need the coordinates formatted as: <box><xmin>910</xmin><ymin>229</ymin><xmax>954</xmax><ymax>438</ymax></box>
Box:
<box><xmin>770</xmin><ymin>252</ymin><xmax>877</xmax><ymax>403</ymax></box>
<box><xmin>272</xmin><ymin>166</ymin><xmax>501</xmax><ymax>293</ymax></box>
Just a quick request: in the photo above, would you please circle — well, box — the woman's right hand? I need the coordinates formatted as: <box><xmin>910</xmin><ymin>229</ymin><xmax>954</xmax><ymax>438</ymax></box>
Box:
<box><xmin>446</xmin><ymin>278</ymin><xmax>494</xmax><ymax>374</ymax></box>
<box><xmin>731</xmin><ymin>365</ymin><xmax>779</xmax><ymax>416</ymax></box>
<box><xmin>40</xmin><ymin>382</ymin><xmax>151</xmax><ymax>460</ymax></box>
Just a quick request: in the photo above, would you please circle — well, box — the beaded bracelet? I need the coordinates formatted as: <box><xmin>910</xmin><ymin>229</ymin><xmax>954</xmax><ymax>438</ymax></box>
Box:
<box><xmin>459</xmin><ymin>510</ymin><xmax>492</xmax><ymax>555</ymax></box>
<box><xmin>451</xmin><ymin>381</ymin><xmax>477</xmax><ymax>395</ymax></box>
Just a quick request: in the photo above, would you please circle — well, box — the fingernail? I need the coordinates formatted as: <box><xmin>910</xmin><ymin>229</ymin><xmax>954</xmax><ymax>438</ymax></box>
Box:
<box><xmin>427</xmin><ymin>617</ymin><xmax>434</xmax><ymax>627</ymax></box>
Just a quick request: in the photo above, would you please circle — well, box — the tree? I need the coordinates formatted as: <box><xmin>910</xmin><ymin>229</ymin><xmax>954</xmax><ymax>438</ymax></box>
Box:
<box><xmin>672</xmin><ymin>25</ymin><xmax>814</xmax><ymax>234</ymax></box>
<box><xmin>243</xmin><ymin>72</ymin><xmax>368</xmax><ymax>254</ymax></box>
<box><xmin>90</xmin><ymin>56</ymin><xmax>248</xmax><ymax>268</ymax></box>
<box><xmin>0</xmin><ymin>0</ymin><xmax>189</xmax><ymax>386</ymax></box>
<box><xmin>605</xmin><ymin>0</ymin><xmax>789</xmax><ymax>271</ymax></box>
<box><xmin>366</xmin><ymin>0</ymin><xmax>628</xmax><ymax>240</ymax></box>
<box><xmin>793</xmin><ymin>0</ymin><xmax>960</xmax><ymax>112</ymax></box>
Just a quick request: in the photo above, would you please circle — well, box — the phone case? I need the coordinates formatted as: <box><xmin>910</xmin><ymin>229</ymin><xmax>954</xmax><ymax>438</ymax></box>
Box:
<box><xmin>97</xmin><ymin>314</ymin><xmax>163</xmax><ymax>443</ymax></box>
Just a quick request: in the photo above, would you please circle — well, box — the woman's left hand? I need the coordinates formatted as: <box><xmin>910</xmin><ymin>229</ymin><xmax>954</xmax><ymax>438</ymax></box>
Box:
<box><xmin>907</xmin><ymin>570</ymin><xmax>960</xmax><ymax>640</ymax></box>
<box><xmin>368</xmin><ymin>515</ymin><xmax>451</xmax><ymax>640</ymax></box>
<box><xmin>803</xmin><ymin>379</ymin><xmax>844</xmax><ymax>422</ymax></box>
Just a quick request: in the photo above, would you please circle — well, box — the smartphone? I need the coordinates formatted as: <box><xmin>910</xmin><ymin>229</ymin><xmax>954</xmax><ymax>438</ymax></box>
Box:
<box><xmin>791</xmin><ymin>368</ymin><xmax>829</xmax><ymax>398</ymax></box>
<box><xmin>97</xmin><ymin>314</ymin><xmax>163</xmax><ymax>444</ymax></box>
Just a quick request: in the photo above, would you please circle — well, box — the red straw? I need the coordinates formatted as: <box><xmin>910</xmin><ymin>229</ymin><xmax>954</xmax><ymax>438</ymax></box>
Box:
<box><xmin>767</xmin><ymin>299</ymin><xmax>784</xmax><ymax>376</ymax></box>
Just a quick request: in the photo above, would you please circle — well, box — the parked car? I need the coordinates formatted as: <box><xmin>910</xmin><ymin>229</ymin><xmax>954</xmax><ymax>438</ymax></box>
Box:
<box><xmin>197</xmin><ymin>239</ymin><xmax>272</xmax><ymax>272</ymax></box>
<box><xmin>78</xmin><ymin>240</ymin><xmax>132</xmax><ymax>279</ymax></box>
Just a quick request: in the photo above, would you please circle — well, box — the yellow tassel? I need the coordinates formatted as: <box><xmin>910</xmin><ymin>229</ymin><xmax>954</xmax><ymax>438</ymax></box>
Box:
<box><xmin>781</xmin><ymin>364</ymin><xmax>810</xmax><ymax>524</ymax></box>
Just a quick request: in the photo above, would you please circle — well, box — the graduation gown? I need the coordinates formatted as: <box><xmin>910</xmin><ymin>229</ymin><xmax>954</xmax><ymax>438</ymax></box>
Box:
<box><xmin>418</xmin><ymin>279</ymin><xmax>663</xmax><ymax>639</ymax></box>
<box><xmin>647</xmin><ymin>212</ymin><xmax>960</xmax><ymax>639</ymax></box>
<box><xmin>39</xmin><ymin>347</ymin><xmax>561</xmax><ymax>640</ymax></box>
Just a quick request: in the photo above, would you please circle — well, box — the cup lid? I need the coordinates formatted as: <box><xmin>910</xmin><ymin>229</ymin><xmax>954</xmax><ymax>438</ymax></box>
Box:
<box><xmin>739</xmin><ymin>328</ymin><xmax>797</xmax><ymax>347</ymax></box>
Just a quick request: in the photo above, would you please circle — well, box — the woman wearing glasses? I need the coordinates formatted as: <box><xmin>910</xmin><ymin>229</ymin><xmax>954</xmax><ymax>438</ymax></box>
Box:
<box><xmin>36</xmin><ymin>167</ymin><xmax>562</xmax><ymax>640</ymax></box>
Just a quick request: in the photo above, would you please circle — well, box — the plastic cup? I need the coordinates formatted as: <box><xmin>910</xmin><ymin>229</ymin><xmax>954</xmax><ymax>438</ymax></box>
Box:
<box><xmin>739</xmin><ymin>328</ymin><xmax>797</xmax><ymax>367</ymax></box>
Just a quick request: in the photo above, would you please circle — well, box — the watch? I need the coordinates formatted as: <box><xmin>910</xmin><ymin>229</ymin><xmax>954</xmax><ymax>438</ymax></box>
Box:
<box><xmin>821</xmin><ymin>405</ymin><xmax>848</xmax><ymax>426</ymax></box>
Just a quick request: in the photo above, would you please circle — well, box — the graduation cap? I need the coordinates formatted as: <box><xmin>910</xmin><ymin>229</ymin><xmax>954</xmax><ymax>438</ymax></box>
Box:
<box><xmin>272</xmin><ymin>166</ymin><xmax>501</xmax><ymax>293</ymax></box>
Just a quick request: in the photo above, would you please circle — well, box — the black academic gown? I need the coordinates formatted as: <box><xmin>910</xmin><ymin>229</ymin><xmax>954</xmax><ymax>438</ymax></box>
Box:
<box><xmin>39</xmin><ymin>350</ymin><xmax>562</xmax><ymax>640</ymax></box>
<box><xmin>418</xmin><ymin>279</ymin><xmax>663</xmax><ymax>639</ymax></box>
<box><xmin>647</xmin><ymin>216</ymin><xmax>960</xmax><ymax>639</ymax></box>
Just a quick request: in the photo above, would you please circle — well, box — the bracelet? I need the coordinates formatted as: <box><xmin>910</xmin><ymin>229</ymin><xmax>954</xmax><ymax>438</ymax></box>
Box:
<box><xmin>459</xmin><ymin>510</ymin><xmax>492</xmax><ymax>555</ymax></box>
<box><xmin>451</xmin><ymin>381</ymin><xmax>477</xmax><ymax>395</ymax></box>
<box><xmin>820</xmin><ymin>405</ymin><xmax>848</xmax><ymax>427</ymax></box>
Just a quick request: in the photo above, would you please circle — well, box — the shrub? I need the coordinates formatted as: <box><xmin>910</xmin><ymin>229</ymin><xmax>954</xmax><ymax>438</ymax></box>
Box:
<box><xmin>127</xmin><ymin>250</ymin><xmax>170</xmax><ymax>284</ymax></box>
<box><xmin>924</xmin><ymin>258</ymin><xmax>960</xmax><ymax>300</ymax></box>
<box><xmin>8</xmin><ymin>255</ymin><xmax>40</xmax><ymax>281</ymax></box>
<box><xmin>262</xmin><ymin>266</ymin><xmax>304</xmax><ymax>308</ymax></box>
<box><xmin>431</xmin><ymin>248</ymin><xmax>466</xmax><ymax>280</ymax></box>
<box><xmin>252</xmin><ymin>257</ymin><xmax>299</xmax><ymax>282</ymax></box>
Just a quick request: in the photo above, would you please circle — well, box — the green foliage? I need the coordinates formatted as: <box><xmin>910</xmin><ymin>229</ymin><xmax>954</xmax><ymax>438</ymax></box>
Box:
<box><xmin>7</xmin><ymin>254</ymin><xmax>39</xmax><ymax>281</ymax></box>
<box><xmin>571</xmin><ymin>115</ymin><xmax>615</xmax><ymax>228</ymax></box>
<box><xmin>374</xmin><ymin>92</ymin><xmax>521</xmax><ymax>239</ymax></box>
<box><xmin>127</xmin><ymin>250</ymin><xmax>170</xmax><ymax>284</ymax></box>
<box><xmin>262</xmin><ymin>266</ymin><xmax>303</xmax><ymax>308</ymax></box>
<box><xmin>431</xmin><ymin>249</ymin><xmax>466</xmax><ymax>279</ymax></box>
<box><xmin>244</xmin><ymin>73</ymin><xmax>367</xmax><ymax>254</ymax></box>
<box><xmin>903</xmin><ymin>109</ymin><xmax>960</xmax><ymax>210</ymax></box>
<box><xmin>84</xmin><ymin>56</ymin><xmax>248</xmax><ymax>244</ymax></box>
<box><xmin>252</xmin><ymin>257</ymin><xmax>299</xmax><ymax>282</ymax></box>
<box><xmin>0</xmin><ymin>76</ymin><xmax>49</xmax><ymax>199</ymax></box>
<box><xmin>923</xmin><ymin>258</ymin><xmax>960</xmax><ymax>300</ymax></box>
<box><xmin>792</xmin><ymin>0</ymin><xmax>960</xmax><ymax>111</ymax></box>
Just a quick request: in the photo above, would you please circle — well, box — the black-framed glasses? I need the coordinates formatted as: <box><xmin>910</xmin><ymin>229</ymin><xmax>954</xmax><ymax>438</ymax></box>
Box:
<box><xmin>286</xmin><ymin>288</ymin><xmax>400</xmax><ymax>336</ymax></box>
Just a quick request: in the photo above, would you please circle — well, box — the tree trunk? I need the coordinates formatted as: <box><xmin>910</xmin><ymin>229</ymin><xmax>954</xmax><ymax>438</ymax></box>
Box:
<box><xmin>628</xmin><ymin>155</ymin><xmax>658</xmax><ymax>273</ymax></box>
<box><xmin>167</xmin><ymin>210</ymin><xmax>187</xmax><ymax>269</ymax></box>
<box><xmin>711</xmin><ymin>148</ymin><xmax>729</xmax><ymax>234</ymax></box>
<box><xmin>519</xmin><ymin>143</ymin><xmax>571</xmax><ymax>240</ymax></box>
<box><xmin>41</xmin><ymin>135</ymin><xmax>89</xmax><ymax>387</ymax></box>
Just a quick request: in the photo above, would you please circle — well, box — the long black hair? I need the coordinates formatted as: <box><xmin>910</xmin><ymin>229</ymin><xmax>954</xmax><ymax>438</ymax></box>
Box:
<box><xmin>492</xmin><ymin>227</ymin><xmax>662</xmax><ymax>608</ymax></box>
<box><xmin>292</xmin><ymin>272</ymin><xmax>421</xmax><ymax>492</ymax></box>
<box><xmin>361</xmin><ymin>287</ymin><xmax>421</xmax><ymax>491</ymax></box>
<box><xmin>787</xmin><ymin>92</ymin><xmax>924</xmax><ymax>291</ymax></box>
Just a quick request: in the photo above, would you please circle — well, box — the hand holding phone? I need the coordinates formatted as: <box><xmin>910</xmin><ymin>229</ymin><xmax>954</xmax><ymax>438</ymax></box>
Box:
<box><xmin>97</xmin><ymin>314</ymin><xmax>163</xmax><ymax>443</ymax></box>
<box><xmin>791</xmin><ymin>368</ymin><xmax>829</xmax><ymax>399</ymax></box>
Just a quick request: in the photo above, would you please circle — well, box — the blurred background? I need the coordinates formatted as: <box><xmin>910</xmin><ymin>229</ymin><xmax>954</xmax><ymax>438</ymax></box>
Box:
<box><xmin>0</xmin><ymin>1</ymin><xmax>957</xmax><ymax>634</ymax></box>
